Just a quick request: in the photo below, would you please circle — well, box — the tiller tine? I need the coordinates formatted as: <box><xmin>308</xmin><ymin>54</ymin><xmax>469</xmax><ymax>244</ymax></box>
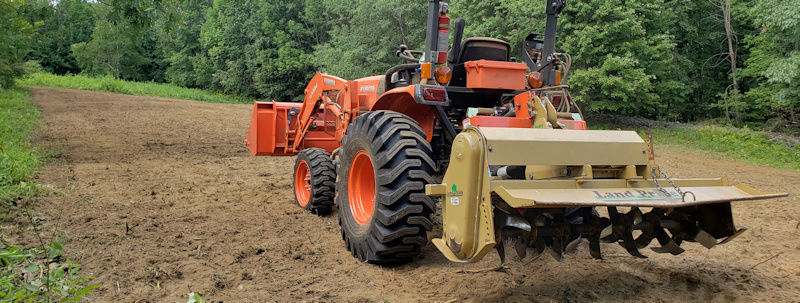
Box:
<box><xmin>512</xmin><ymin>236</ymin><xmax>528</xmax><ymax>259</ymax></box>
<box><xmin>608</xmin><ymin>207</ymin><xmax>647</xmax><ymax>258</ymax></box>
<box><xmin>634</xmin><ymin>209</ymin><xmax>666</xmax><ymax>249</ymax></box>
<box><xmin>650</xmin><ymin>226</ymin><xmax>685</xmax><ymax>255</ymax></box>
<box><xmin>545</xmin><ymin>236</ymin><xmax>564</xmax><ymax>262</ymax></box>
<box><xmin>718</xmin><ymin>227</ymin><xmax>748</xmax><ymax>245</ymax></box>
<box><xmin>588</xmin><ymin>235</ymin><xmax>603</xmax><ymax>259</ymax></box>
<box><xmin>694</xmin><ymin>229</ymin><xmax>718</xmax><ymax>249</ymax></box>
<box><xmin>619</xmin><ymin>235</ymin><xmax>647</xmax><ymax>258</ymax></box>
<box><xmin>495</xmin><ymin>239</ymin><xmax>507</xmax><ymax>266</ymax></box>
<box><xmin>514</xmin><ymin>241</ymin><xmax>528</xmax><ymax>259</ymax></box>
<box><xmin>599</xmin><ymin>225</ymin><xmax>614</xmax><ymax>242</ymax></box>
<box><xmin>532</xmin><ymin>236</ymin><xmax>546</xmax><ymax>259</ymax></box>
<box><xmin>564</xmin><ymin>238</ymin><xmax>583</xmax><ymax>253</ymax></box>
<box><xmin>574</xmin><ymin>208</ymin><xmax>608</xmax><ymax>259</ymax></box>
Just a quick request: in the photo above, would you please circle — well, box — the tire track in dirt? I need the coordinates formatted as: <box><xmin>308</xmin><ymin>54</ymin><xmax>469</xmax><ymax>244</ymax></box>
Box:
<box><xmin>18</xmin><ymin>87</ymin><xmax>800</xmax><ymax>302</ymax></box>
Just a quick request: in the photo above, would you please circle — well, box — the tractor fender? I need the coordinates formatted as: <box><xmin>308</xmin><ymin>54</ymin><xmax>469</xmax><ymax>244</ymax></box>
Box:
<box><xmin>370</xmin><ymin>85</ymin><xmax>436</xmax><ymax>142</ymax></box>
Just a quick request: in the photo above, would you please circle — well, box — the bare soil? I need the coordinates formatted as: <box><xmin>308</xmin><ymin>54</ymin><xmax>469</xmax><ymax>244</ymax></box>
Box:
<box><xmin>13</xmin><ymin>87</ymin><xmax>800</xmax><ymax>302</ymax></box>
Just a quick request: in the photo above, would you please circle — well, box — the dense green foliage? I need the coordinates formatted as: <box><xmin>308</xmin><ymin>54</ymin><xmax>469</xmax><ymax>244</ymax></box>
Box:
<box><xmin>740</xmin><ymin>0</ymin><xmax>800</xmax><ymax>127</ymax></box>
<box><xmin>71</xmin><ymin>19</ymin><xmax>164</xmax><ymax>81</ymax></box>
<box><xmin>23</xmin><ymin>0</ymin><xmax>94</xmax><ymax>75</ymax></box>
<box><xmin>0</xmin><ymin>0</ymin><xmax>35</xmax><ymax>88</ymax></box>
<box><xmin>313</xmin><ymin>0</ymin><xmax>427</xmax><ymax>80</ymax></box>
<box><xmin>560</xmin><ymin>0</ymin><xmax>675</xmax><ymax>116</ymax></box>
<box><xmin>197</xmin><ymin>0</ymin><xmax>315</xmax><ymax>100</ymax></box>
<box><xmin>2</xmin><ymin>0</ymin><xmax>799</xmax><ymax>130</ymax></box>
<box><xmin>155</xmin><ymin>0</ymin><xmax>209</xmax><ymax>88</ymax></box>
<box><xmin>19</xmin><ymin>73</ymin><xmax>246</xmax><ymax>104</ymax></box>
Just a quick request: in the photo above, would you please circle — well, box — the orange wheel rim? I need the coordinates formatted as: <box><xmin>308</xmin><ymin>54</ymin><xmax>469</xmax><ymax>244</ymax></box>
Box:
<box><xmin>348</xmin><ymin>151</ymin><xmax>376</xmax><ymax>225</ymax></box>
<box><xmin>294</xmin><ymin>160</ymin><xmax>311</xmax><ymax>207</ymax></box>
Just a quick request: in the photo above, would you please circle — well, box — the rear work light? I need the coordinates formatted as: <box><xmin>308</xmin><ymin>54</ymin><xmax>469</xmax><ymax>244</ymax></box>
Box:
<box><xmin>414</xmin><ymin>85</ymin><xmax>450</xmax><ymax>106</ymax></box>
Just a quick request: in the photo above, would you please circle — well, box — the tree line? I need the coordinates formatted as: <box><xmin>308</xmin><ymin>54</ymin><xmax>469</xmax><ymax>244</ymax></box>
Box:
<box><xmin>2</xmin><ymin>0</ymin><xmax>798</xmax><ymax>130</ymax></box>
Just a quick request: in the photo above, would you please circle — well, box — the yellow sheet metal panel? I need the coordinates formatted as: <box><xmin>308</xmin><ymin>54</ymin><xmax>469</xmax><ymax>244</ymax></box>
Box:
<box><xmin>494</xmin><ymin>184</ymin><xmax>787</xmax><ymax>208</ymax></box>
<box><xmin>478</xmin><ymin>127</ymin><xmax>649</xmax><ymax>166</ymax></box>
<box><xmin>429</xmin><ymin>129</ymin><xmax>497</xmax><ymax>263</ymax></box>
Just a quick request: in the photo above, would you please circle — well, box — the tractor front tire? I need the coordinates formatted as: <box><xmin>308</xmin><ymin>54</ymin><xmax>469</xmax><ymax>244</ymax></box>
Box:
<box><xmin>336</xmin><ymin>111</ymin><xmax>436</xmax><ymax>264</ymax></box>
<box><xmin>293</xmin><ymin>148</ymin><xmax>336</xmax><ymax>216</ymax></box>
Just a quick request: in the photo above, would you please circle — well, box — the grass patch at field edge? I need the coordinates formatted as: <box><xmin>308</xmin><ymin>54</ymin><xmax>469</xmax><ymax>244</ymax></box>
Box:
<box><xmin>591</xmin><ymin>123</ymin><xmax>800</xmax><ymax>170</ymax></box>
<box><xmin>0</xmin><ymin>87</ymin><xmax>44</xmax><ymax>202</ymax></box>
<box><xmin>17</xmin><ymin>73</ymin><xmax>249</xmax><ymax>104</ymax></box>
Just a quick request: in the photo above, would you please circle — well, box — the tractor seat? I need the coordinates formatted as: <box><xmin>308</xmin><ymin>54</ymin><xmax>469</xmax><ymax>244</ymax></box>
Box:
<box><xmin>450</xmin><ymin>37</ymin><xmax>511</xmax><ymax>87</ymax></box>
<box><xmin>451</xmin><ymin>37</ymin><xmax>511</xmax><ymax>64</ymax></box>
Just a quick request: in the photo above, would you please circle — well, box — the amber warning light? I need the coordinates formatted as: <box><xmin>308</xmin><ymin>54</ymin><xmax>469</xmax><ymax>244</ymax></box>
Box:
<box><xmin>434</xmin><ymin>66</ymin><xmax>452</xmax><ymax>85</ymax></box>
<box><xmin>528</xmin><ymin>71</ymin><xmax>543</xmax><ymax>89</ymax></box>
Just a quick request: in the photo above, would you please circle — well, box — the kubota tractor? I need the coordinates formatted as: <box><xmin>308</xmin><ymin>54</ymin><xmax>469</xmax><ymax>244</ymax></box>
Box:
<box><xmin>245</xmin><ymin>0</ymin><xmax>787</xmax><ymax>264</ymax></box>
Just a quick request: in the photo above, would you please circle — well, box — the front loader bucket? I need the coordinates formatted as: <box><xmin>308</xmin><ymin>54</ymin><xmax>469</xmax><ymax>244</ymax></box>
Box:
<box><xmin>425</xmin><ymin>127</ymin><xmax>787</xmax><ymax>263</ymax></box>
<box><xmin>244</xmin><ymin>101</ymin><xmax>302</xmax><ymax>156</ymax></box>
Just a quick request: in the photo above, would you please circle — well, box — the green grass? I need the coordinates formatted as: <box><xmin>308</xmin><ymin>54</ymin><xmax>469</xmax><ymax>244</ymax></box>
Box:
<box><xmin>0</xmin><ymin>87</ymin><xmax>43</xmax><ymax>202</ymax></box>
<box><xmin>591</xmin><ymin>123</ymin><xmax>800</xmax><ymax>170</ymax></box>
<box><xmin>651</xmin><ymin>126</ymin><xmax>800</xmax><ymax>170</ymax></box>
<box><xmin>17</xmin><ymin>73</ymin><xmax>249</xmax><ymax>104</ymax></box>
<box><xmin>0</xmin><ymin>243</ymin><xmax>98</xmax><ymax>301</ymax></box>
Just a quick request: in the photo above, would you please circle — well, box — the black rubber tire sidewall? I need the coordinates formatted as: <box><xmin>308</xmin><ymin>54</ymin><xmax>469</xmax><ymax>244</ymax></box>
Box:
<box><xmin>292</xmin><ymin>148</ymin><xmax>336</xmax><ymax>216</ymax></box>
<box><xmin>336</xmin><ymin>135</ymin><xmax>375</xmax><ymax>238</ymax></box>
<box><xmin>335</xmin><ymin>111</ymin><xmax>436</xmax><ymax>264</ymax></box>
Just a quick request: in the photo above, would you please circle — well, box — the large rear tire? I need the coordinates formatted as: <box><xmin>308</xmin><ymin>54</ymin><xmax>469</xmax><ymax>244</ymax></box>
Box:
<box><xmin>293</xmin><ymin>148</ymin><xmax>336</xmax><ymax>216</ymax></box>
<box><xmin>336</xmin><ymin>111</ymin><xmax>436</xmax><ymax>264</ymax></box>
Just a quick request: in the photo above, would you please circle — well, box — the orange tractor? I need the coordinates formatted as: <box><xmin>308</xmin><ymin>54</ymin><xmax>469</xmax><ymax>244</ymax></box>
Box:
<box><xmin>245</xmin><ymin>0</ymin><xmax>786</xmax><ymax>264</ymax></box>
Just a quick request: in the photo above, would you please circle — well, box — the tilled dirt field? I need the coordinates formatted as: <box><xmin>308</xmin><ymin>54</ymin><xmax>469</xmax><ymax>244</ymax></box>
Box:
<box><xmin>12</xmin><ymin>87</ymin><xmax>800</xmax><ymax>302</ymax></box>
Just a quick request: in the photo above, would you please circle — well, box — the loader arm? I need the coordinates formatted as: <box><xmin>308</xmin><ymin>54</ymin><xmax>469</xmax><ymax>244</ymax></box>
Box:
<box><xmin>291</xmin><ymin>73</ymin><xmax>351</xmax><ymax>151</ymax></box>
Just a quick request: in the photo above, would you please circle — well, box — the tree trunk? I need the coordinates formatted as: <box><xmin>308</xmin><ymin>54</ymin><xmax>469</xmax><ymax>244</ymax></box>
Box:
<box><xmin>721</xmin><ymin>0</ymin><xmax>741</xmax><ymax>124</ymax></box>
